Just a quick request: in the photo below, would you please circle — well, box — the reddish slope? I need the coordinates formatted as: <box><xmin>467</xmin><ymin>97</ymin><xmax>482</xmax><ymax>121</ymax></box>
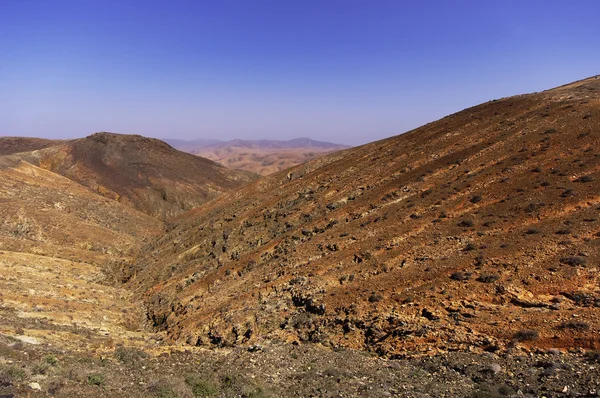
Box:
<box><xmin>131</xmin><ymin>77</ymin><xmax>600</xmax><ymax>356</ymax></box>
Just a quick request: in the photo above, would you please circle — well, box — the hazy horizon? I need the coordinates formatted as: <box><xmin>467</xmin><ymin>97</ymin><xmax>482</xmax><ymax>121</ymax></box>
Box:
<box><xmin>1</xmin><ymin>0</ymin><xmax>599</xmax><ymax>146</ymax></box>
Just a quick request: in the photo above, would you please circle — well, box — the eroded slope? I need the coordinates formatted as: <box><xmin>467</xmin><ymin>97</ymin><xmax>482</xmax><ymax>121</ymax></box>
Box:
<box><xmin>131</xmin><ymin>76</ymin><xmax>600</xmax><ymax>357</ymax></box>
<box><xmin>0</xmin><ymin>158</ymin><xmax>164</xmax><ymax>350</ymax></box>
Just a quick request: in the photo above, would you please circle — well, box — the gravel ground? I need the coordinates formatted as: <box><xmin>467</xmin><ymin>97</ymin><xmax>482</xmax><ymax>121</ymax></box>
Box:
<box><xmin>2</xmin><ymin>335</ymin><xmax>600</xmax><ymax>397</ymax></box>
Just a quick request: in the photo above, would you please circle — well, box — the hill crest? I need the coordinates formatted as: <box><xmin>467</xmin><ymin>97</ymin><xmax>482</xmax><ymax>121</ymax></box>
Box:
<box><xmin>20</xmin><ymin>132</ymin><xmax>260</xmax><ymax>219</ymax></box>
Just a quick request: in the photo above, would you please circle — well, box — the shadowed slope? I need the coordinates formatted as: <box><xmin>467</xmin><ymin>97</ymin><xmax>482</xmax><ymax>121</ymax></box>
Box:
<box><xmin>0</xmin><ymin>137</ymin><xmax>64</xmax><ymax>156</ymax></box>
<box><xmin>22</xmin><ymin>132</ymin><xmax>259</xmax><ymax>219</ymax></box>
<box><xmin>130</xmin><ymin>76</ymin><xmax>600</xmax><ymax>356</ymax></box>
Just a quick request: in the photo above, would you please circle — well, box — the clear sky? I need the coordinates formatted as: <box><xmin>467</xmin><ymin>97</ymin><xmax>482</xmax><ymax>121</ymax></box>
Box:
<box><xmin>1</xmin><ymin>0</ymin><xmax>599</xmax><ymax>145</ymax></box>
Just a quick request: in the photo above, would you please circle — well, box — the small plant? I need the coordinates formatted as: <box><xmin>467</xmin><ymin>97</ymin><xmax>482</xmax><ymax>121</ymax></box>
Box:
<box><xmin>368</xmin><ymin>293</ymin><xmax>383</xmax><ymax>303</ymax></box>
<box><xmin>147</xmin><ymin>381</ymin><xmax>178</xmax><ymax>398</ymax></box>
<box><xmin>555</xmin><ymin>229</ymin><xmax>571</xmax><ymax>235</ymax></box>
<box><xmin>463</xmin><ymin>243</ymin><xmax>477</xmax><ymax>251</ymax></box>
<box><xmin>0</xmin><ymin>373</ymin><xmax>10</xmax><ymax>388</ymax></box>
<box><xmin>114</xmin><ymin>346</ymin><xmax>148</xmax><ymax>365</ymax></box>
<box><xmin>560</xmin><ymin>189</ymin><xmax>574</xmax><ymax>198</ymax></box>
<box><xmin>477</xmin><ymin>274</ymin><xmax>500</xmax><ymax>283</ymax></box>
<box><xmin>1</xmin><ymin>365</ymin><xmax>26</xmax><ymax>381</ymax></box>
<box><xmin>557</xmin><ymin>321</ymin><xmax>590</xmax><ymax>331</ymax></box>
<box><xmin>559</xmin><ymin>256</ymin><xmax>587</xmax><ymax>266</ymax></box>
<box><xmin>47</xmin><ymin>380</ymin><xmax>64</xmax><ymax>395</ymax></box>
<box><xmin>585</xmin><ymin>351</ymin><xmax>600</xmax><ymax>363</ymax></box>
<box><xmin>0</xmin><ymin>365</ymin><xmax>26</xmax><ymax>387</ymax></box>
<box><xmin>32</xmin><ymin>362</ymin><xmax>50</xmax><ymax>375</ymax></box>
<box><xmin>87</xmin><ymin>373</ymin><xmax>104</xmax><ymax>386</ymax></box>
<box><xmin>46</xmin><ymin>354</ymin><xmax>59</xmax><ymax>365</ymax></box>
<box><xmin>513</xmin><ymin>329</ymin><xmax>539</xmax><ymax>342</ymax></box>
<box><xmin>450</xmin><ymin>271</ymin><xmax>471</xmax><ymax>281</ymax></box>
<box><xmin>185</xmin><ymin>374</ymin><xmax>218</xmax><ymax>397</ymax></box>
<box><xmin>470</xmin><ymin>195</ymin><xmax>483</xmax><ymax>204</ymax></box>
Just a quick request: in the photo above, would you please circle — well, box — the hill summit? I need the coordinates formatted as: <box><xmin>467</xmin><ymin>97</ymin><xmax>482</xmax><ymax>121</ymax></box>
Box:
<box><xmin>23</xmin><ymin>132</ymin><xmax>259</xmax><ymax>219</ymax></box>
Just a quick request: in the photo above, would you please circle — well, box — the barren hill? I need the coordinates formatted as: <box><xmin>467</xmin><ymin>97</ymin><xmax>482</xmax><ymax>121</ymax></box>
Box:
<box><xmin>0</xmin><ymin>154</ymin><xmax>164</xmax><ymax>351</ymax></box>
<box><xmin>130</xmin><ymin>76</ymin><xmax>600</xmax><ymax>357</ymax></box>
<box><xmin>20</xmin><ymin>132</ymin><xmax>259</xmax><ymax>219</ymax></box>
<box><xmin>0</xmin><ymin>137</ymin><xmax>64</xmax><ymax>156</ymax></box>
<box><xmin>169</xmin><ymin>138</ymin><xmax>350</xmax><ymax>175</ymax></box>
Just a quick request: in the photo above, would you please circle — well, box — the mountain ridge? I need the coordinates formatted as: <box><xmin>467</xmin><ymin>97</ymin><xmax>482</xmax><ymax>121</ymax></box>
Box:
<box><xmin>167</xmin><ymin>137</ymin><xmax>350</xmax><ymax>175</ymax></box>
<box><xmin>15</xmin><ymin>132</ymin><xmax>260</xmax><ymax>220</ymax></box>
<box><xmin>128</xmin><ymin>75</ymin><xmax>600</xmax><ymax>356</ymax></box>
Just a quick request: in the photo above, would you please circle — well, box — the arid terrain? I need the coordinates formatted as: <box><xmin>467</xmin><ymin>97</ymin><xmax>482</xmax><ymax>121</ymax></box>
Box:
<box><xmin>1</xmin><ymin>77</ymin><xmax>600</xmax><ymax>397</ymax></box>
<box><xmin>167</xmin><ymin>138</ymin><xmax>350</xmax><ymax>175</ymax></box>
<box><xmin>131</xmin><ymin>76</ymin><xmax>600</xmax><ymax>358</ymax></box>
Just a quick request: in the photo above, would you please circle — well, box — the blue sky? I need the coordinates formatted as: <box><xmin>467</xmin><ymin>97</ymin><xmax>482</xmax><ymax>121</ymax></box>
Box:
<box><xmin>1</xmin><ymin>0</ymin><xmax>599</xmax><ymax>145</ymax></box>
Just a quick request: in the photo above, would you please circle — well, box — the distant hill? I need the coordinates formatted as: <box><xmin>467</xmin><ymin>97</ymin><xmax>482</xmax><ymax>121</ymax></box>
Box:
<box><xmin>130</xmin><ymin>76</ymin><xmax>600</xmax><ymax>357</ymax></box>
<box><xmin>162</xmin><ymin>137</ymin><xmax>224</xmax><ymax>152</ymax></box>
<box><xmin>167</xmin><ymin>137</ymin><xmax>350</xmax><ymax>175</ymax></box>
<box><xmin>18</xmin><ymin>132</ymin><xmax>259</xmax><ymax>219</ymax></box>
<box><xmin>0</xmin><ymin>136</ymin><xmax>64</xmax><ymax>155</ymax></box>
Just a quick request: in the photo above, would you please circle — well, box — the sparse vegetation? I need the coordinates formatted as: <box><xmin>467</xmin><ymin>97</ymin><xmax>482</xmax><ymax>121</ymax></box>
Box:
<box><xmin>559</xmin><ymin>256</ymin><xmax>587</xmax><ymax>266</ymax></box>
<box><xmin>477</xmin><ymin>274</ymin><xmax>500</xmax><ymax>283</ymax></box>
<box><xmin>2</xmin><ymin>74</ymin><xmax>600</xmax><ymax>398</ymax></box>
<box><xmin>513</xmin><ymin>329</ymin><xmax>539</xmax><ymax>342</ymax></box>
<box><xmin>574</xmin><ymin>175</ymin><xmax>594</xmax><ymax>182</ymax></box>
<box><xmin>450</xmin><ymin>271</ymin><xmax>472</xmax><ymax>281</ymax></box>
<box><xmin>185</xmin><ymin>374</ymin><xmax>218</xmax><ymax>397</ymax></box>
<box><xmin>368</xmin><ymin>293</ymin><xmax>383</xmax><ymax>303</ymax></box>
<box><xmin>458</xmin><ymin>219</ymin><xmax>474</xmax><ymax>227</ymax></box>
<box><xmin>114</xmin><ymin>346</ymin><xmax>148</xmax><ymax>365</ymax></box>
<box><xmin>87</xmin><ymin>373</ymin><xmax>105</xmax><ymax>386</ymax></box>
<box><xmin>555</xmin><ymin>228</ymin><xmax>571</xmax><ymax>235</ymax></box>
<box><xmin>557</xmin><ymin>321</ymin><xmax>590</xmax><ymax>331</ymax></box>
<box><xmin>463</xmin><ymin>243</ymin><xmax>477</xmax><ymax>251</ymax></box>
<box><xmin>470</xmin><ymin>195</ymin><xmax>483</xmax><ymax>203</ymax></box>
<box><xmin>46</xmin><ymin>354</ymin><xmax>59</xmax><ymax>365</ymax></box>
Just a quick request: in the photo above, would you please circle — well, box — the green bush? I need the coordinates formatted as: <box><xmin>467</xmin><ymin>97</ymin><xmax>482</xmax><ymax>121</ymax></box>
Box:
<box><xmin>46</xmin><ymin>354</ymin><xmax>59</xmax><ymax>365</ymax></box>
<box><xmin>148</xmin><ymin>381</ymin><xmax>177</xmax><ymax>398</ymax></box>
<box><xmin>87</xmin><ymin>373</ymin><xmax>105</xmax><ymax>386</ymax></box>
<box><xmin>185</xmin><ymin>374</ymin><xmax>218</xmax><ymax>397</ymax></box>
<box><xmin>114</xmin><ymin>346</ymin><xmax>148</xmax><ymax>365</ymax></box>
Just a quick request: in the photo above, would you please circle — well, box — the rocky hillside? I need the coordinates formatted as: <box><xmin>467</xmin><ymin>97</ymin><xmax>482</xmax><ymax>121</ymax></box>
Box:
<box><xmin>130</xmin><ymin>76</ymin><xmax>600</xmax><ymax>357</ymax></box>
<box><xmin>0</xmin><ymin>153</ymin><xmax>164</xmax><ymax>352</ymax></box>
<box><xmin>20</xmin><ymin>133</ymin><xmax>259</xmax><ymax>219</ymax></box>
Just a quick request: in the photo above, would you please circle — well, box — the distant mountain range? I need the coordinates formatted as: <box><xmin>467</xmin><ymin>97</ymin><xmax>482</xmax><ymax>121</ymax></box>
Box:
<box><xmin>164</xmin><ymin>137</ymin><xmax>350</xmax><ymax>175</ymax></box>
<box><xmin>163</xmin><ymin>137</ymin><xmax>348</xmax><ymax>151</ymax></box>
